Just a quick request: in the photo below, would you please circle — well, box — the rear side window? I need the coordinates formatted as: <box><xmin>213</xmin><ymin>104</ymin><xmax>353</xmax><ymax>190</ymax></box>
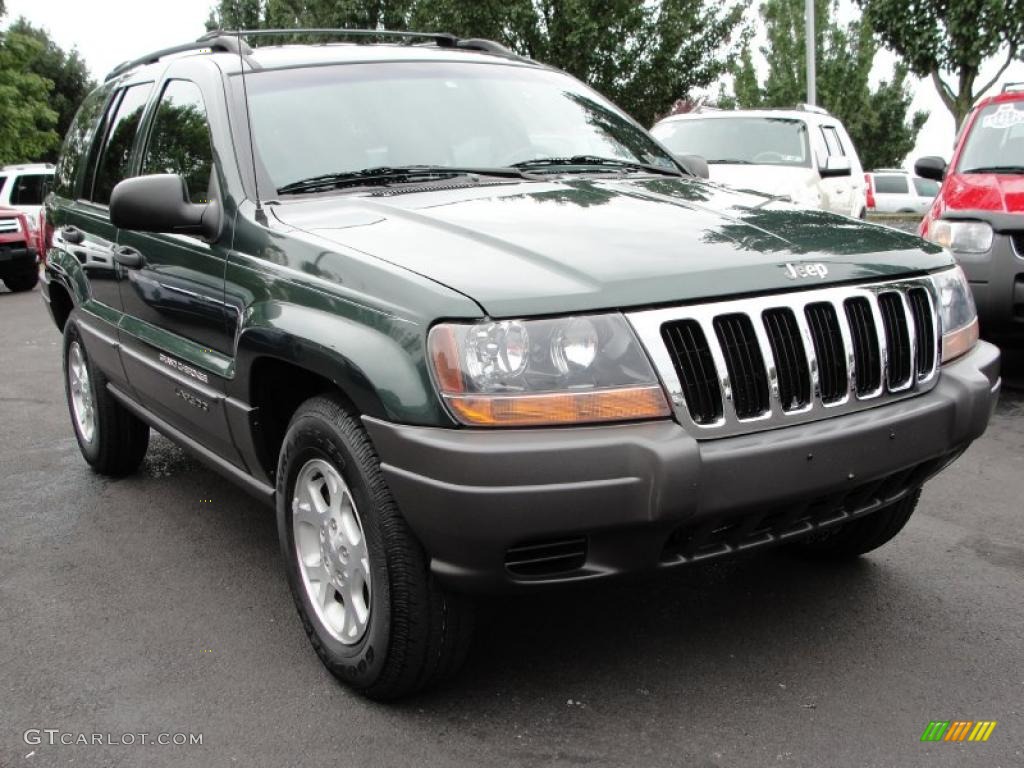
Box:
<box><xmin>10</xmin><ymin>174</ymin><xmax>49</xmax><ymax>205</ymax></box>
<box><xmin>913</xmin><ymin>178</ymin><xmax>939</xmax><ymax>197</ymax></box>
<box><xmin>873</xmin><ymin>175</ymin><xmax>909</xmax><ymax>194</ymax></box>
<box><xmin>89</xmin><ymin>83</ymin><xmax>153</xmax><ymax>205</ymax></box>
<box><xmin>53</xmin><ymin>85</ymin><xmax>112</xmax><ymax>199</ymax></box>
<box><xmin>821</xmin><ymin>125</ymin><xmax>846</xmax><ymax>157</ymax></box>
<box><xmin>141</xmin><ymin>80</ymin><xmax>215</xmax><ymax>205</ymax></box>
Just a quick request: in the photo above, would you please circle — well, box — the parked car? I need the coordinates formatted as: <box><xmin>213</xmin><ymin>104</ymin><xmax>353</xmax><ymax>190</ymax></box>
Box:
<box><xmin>43</xmin><ymin>30</ymin><xmax>999</xmax><ymax>700</ymax></box>
<box><xmin>0</xmin><ymin>206</ymin><xmax>39</xmax><ymax>292</ymax></box>
<box><xmin>650</xmin><ymin>106</ymin><xmax>868</xmax><ymax>217</ymax></box>
<box><xmin>865</xmin><ymin>169</ymin><xmax>940</xmax><ymax>214</ymax></box>
<box><xmin>917</xmin><ymin>83</ymin><xmax>1024</xmax><ymax>342</ymax></box>
<box><xmin>0</xmin><ymin>163</ymin><xmax>54</xmax><ymax>227</ymax></box>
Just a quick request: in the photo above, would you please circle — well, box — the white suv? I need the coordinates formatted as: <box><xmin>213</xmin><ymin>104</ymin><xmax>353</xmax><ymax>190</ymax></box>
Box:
<box><xmin>0</xmin><ymin>163</ymin><xmax>54</xmax><ymax>224</ymax></box>
<box><xmin>651</xmin><ymin>106</ymin><xmax>867</xmax><ymax>218</ymax></box>
<box><xmin>865</xmin><ymin>169</ymin><xmax>939</xmax><ymax>215</ymax></box>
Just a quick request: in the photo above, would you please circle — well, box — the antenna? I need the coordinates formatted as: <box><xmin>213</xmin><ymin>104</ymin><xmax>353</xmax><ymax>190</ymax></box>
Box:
<box><xmin>235</xmin><ymin>30</ymin><xmax>266</xmax><ymax>221</ymax></box>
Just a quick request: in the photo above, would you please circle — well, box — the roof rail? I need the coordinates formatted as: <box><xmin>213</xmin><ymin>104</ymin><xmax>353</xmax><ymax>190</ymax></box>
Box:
<box><xmin>203</xmin><ymin>28</ymin><xmax>532</xmax><ymax>63</ymax></box>
<box><xmin>1002</xmin><ymin>81</ymin><xmax>1024</xmax><ymax>93</ymax></box>
<box><xmin>105</xmin><ymin>34</ymin><xmax>253</xmax><ymax>82</ymax></box>
<box><xmin>796</xmin><ymin>103</ymin><xmax>830</xmax><ymax>115</ymax></box>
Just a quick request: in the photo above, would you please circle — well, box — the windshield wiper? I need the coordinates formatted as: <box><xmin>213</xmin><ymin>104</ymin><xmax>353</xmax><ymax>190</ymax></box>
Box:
<box><xmin>510</xmin><ymin>155</ymin><xmax>682</xmax><ymax>177</ymax></box>
<box><xmin>707</xmin><ymin>159</ymin><xmax>754</xmax><ymax>165</ymax></box>
<box><xmin>277</xmin><ymin>165</ymin><xmax>530</xmax><ymax>195</ymax></box>
<box><xmin>961</xmin><ymin>165</ymin><xmax>1024</xmax><ymax>175</ymax></box>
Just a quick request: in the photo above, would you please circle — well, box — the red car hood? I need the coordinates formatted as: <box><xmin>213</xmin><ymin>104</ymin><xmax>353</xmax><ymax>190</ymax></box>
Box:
<box><xmin>941</xmin><ymin>172</ymin><xmax>1024</xmax><ymax>214</ymax></box>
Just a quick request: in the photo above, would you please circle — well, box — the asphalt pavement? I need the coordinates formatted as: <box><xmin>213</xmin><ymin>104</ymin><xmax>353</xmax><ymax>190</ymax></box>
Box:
<box><xmin>1</xmin><ymin>284</ymin><xmax>1022</xmax><ymax>768</ymax></box>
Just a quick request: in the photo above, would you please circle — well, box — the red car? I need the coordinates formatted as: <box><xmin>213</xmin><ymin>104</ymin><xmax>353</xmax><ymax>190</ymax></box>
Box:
<box><xmin>0</xmin><ymin>206</ymin><xmax>39</xmax><ymax>292</ymax></box>
<box><xmin>916</xmin><ymin>83</ymin><xmax>1024</xmax><ymax>342</ymax></box>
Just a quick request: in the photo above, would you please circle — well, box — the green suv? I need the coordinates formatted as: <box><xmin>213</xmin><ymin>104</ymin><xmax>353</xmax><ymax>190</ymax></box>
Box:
<box><xmin>42</xmin><ymin>30</ymin><xmax>1001</xmax><ymax>699</ymax></box>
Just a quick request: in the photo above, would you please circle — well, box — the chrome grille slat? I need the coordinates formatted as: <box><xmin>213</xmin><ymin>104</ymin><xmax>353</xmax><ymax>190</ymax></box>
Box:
<box><xmin>627</xmin><ymin>276</ymin><xmax>940</xmax><ymax>439</ymax></box>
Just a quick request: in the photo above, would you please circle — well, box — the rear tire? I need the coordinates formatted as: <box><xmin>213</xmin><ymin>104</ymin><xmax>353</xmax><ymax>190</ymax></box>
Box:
<box><xmin>4</xmin><ymin>271</ymin><xmax>39</xmax><ymax>292</ymax></box>
<box><xmin>790</xmin><ymin>489</ymin><xmax>921</xmax><ymax>560</ymax></box>
<box><xmin>277</xmin><ymin>393</ymin><xmax>474</xmax><ymax>700</ymax></box>
<box><xmin>63</xmin><ymin>320</ymin><xmax>149</xmax><ymax>475</ymax></box>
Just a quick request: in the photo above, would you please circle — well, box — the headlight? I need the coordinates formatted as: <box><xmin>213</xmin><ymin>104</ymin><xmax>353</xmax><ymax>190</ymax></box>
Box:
<box><xmin>930</xmin><ymin>266</ymin><xmax>979</xmax><ymax>362</ymax></box>
<box><xmin>428</xmin><ymin>314</ymin><xmax>670</xmax><ymax>427</ymax></box>
<box><xmin>925</xmin><ymin>220</ymin><xmax>993</xmax><ymax>253</ymax></box>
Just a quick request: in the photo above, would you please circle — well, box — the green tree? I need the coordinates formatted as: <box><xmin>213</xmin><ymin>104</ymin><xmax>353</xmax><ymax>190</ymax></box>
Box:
<box><xmin>0</xmin><ymin>26</ymin><xmax>59</xmax><ymax>165</ymax></box>
<box><xmin>725</xmin><ymin>0</ymin><xmax>926</xmax><ymax>169</ymax></box>
<box><xmin>857</xmin><ymin>0</ymin><xmax>1024</xmax><ymax>127</ymax></box>
<box><xmin>4</xmin><ymin>18</ymin><xmax>94</xmax><ymax>162</ymax></box>
<box><xmin>208</xmin><ymin>0</ymin><xmax>748</xmax><ymax>127</ymax></box>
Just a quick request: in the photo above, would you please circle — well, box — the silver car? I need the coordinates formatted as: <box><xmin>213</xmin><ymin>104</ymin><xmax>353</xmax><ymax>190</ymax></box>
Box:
<box><xmin>866</xmin><ymin>169</ymin><xmax>939</xmax><ymax>215</ymax></box>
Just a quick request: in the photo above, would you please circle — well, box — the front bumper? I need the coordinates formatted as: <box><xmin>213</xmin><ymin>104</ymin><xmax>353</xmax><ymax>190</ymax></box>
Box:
<box><xmin>956</xmin><ymin>232</ymin><xmax>1024</xmax><ymax>339</ymax></box>
<box><xmin>364</xmin><ymin>341</ymin><xmax>1001</xmax><ymax>593</ymax></box>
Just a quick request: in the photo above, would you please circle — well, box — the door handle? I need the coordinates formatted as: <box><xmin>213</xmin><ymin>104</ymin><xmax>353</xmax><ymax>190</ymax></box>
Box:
<box><xmin>113</xmin><ymin>245</ymin><xmax>144</xmax><ymax>268</ymax></box>
<box><xmin>60</xmin><ymin>226</ymin><xmax>85</xmax><ymax>245</ymax></box>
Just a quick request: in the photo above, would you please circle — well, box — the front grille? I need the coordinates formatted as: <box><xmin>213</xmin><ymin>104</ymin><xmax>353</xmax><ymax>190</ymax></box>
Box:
<box><xmin>661</xmin><ymin>450</ymin><xmax>961</xmax><ymax>563</ymax></box>
<box><xmin>763</xmin><ymin>308</ymin><xmax>810</xmax><ymax>411</ymax></box>
<box><xmin>844</xmin><ymin>297</ymin><xmax>881</xmax><ymax>395</ymax></box>
<box><xmin>0</xmin><ymin>219</ymin><xmax>20</xmax><ymax>234</ymax></box>
<box><xmin>805</xmin><ymin>302</ymin><xmax>847</xmax><ymax>403</ymax></box>
<box><xmin>878</xmin><ymin>292</ymin><xmax>912</xmax><ymax>388</ymax></box>
<box><xmin>713</xmin><ymin>313</ymin><xmax>769</xmax><ymax>418</ymax></box>
<box><xmin>627</xmin><ymin>276</ymin><xmax>940</xmax><ymax>438</ymax></box>
<box><xmin>661</xmin><ymin>320</ymin><xmax>722</xmax><ymax>424</ymax></box>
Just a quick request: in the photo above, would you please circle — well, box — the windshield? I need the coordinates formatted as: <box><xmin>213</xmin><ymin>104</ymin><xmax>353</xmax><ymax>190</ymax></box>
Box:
<box><xmin>651</xmin><ymin>117</ymin><xmax>812</xmax><ymax>168</ymax></box>
<box><xmin>240</xmin><ymin>62</ymin><xmax>678</xmax><ymax>192</ymax></box>
<box><xmin>958</xmin><ymin>101</ymin><xmax>1024</xmax><ymax>173</ymax></box>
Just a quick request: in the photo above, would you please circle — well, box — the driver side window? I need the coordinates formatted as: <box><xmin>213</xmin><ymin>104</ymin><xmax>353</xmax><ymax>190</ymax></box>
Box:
<box><xmin>142</xmin><ymin>80</ymin><xmax>215</xmax><ymax>204</ymax></box>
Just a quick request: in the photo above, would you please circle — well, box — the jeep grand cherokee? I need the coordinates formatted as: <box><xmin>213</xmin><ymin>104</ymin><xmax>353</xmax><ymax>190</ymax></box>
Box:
<box><xmin>41</xmin><ymin>30</ymin><xmax>1000</xmax><ymax>699</ymax></box>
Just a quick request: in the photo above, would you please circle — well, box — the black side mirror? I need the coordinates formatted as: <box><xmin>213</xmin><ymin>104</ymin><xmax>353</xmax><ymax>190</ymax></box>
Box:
<box><xmin>110</xmin><ymin>174</ymin><xmax>221</xmax><ymax>242</ymax></box>
<box><xmin>914</xmin><ymin>156</ymin><xmax>947</xmax><ymax>182</ymax></box>
<box><xmin>674</xmin><ymin>153</ymin><xmax>710</xmax><ymax>179</ymax></box>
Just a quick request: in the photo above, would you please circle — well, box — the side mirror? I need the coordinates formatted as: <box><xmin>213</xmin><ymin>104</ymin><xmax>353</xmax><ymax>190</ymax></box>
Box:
<box><xmin>914</xmin><ymin>156</ymin><xmax>947</xmax><ymax>182</ymax></box>
<box><xmin>110</xmin><ymin>174</ymin><xmax>221</xmax><ymax>241</ymax></box>
<box><xmin>819</xmin><ymin>155</ymin><xmax>851</xmax><ymax>178</ymax></box>
<box><xmin>674</xmin><ymin>153</ymin><xmax>710</xmax><ymax>179</ymax></box>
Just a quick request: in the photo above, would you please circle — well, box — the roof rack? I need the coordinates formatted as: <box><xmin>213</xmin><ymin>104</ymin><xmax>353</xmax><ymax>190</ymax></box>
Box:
<box><xmin>1002</xmin><ymin>81</ymin><xmax>1024</xmax><ymax>93</ymax></box>
<box><xmin>105</xmin><ymin>34</ymin><xmax>253</xmax><ymax>82</ymax></box>
<box><xmin>203</xmin><ymin>28</ymin><xmax>530</xmax><ymax>62</ymax></box>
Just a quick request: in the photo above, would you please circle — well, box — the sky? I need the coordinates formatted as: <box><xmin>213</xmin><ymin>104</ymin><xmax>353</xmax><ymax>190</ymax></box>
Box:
<box><xmin>3</xmin><ymin>0</ymin><xmax>1023</xmax><ymax>169</ymax></box>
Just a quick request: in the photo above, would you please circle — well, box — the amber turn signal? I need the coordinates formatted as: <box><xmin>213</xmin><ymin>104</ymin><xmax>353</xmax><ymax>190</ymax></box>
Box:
<box><xmin>941</xmin><ymin>317</ymin><xmax>979</xmax><ymax>363</ymax></box>
<box><xmin>442</xmin><ymin>386</ymin><xmax>671</xmax><ymax>427</ymax></box>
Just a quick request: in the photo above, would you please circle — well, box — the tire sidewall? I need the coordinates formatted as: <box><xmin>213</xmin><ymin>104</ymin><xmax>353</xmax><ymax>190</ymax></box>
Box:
<box><xmin>276</xmin><ymin>411</ymin><xmax>391</xmax><ymax>687</ymax></box>
<box><xmin>63</xmin><ymin>320</ymin><xmax>101</xmax><ymax>464</ymax></box>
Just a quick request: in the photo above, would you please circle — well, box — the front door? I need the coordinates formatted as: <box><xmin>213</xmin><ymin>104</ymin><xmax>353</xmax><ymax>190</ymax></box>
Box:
<box><xmin>116</xmin><ymin>77</ymin><xmax>241</xmax><ymax>464</ymax></box>
<box><xmin>818</xmin><ymin>123</ymin><xmax>854</xmax><ymax>216</ymax></box>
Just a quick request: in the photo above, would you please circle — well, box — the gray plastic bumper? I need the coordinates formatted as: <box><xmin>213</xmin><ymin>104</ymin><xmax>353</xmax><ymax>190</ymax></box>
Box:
<box><xmin>364</xmin><ymin>340</ymin><xmax>1001</xmax><ymax>593</ymax></box>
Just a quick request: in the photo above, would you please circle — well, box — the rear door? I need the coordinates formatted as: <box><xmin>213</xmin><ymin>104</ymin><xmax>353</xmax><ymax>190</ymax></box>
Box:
<box><xmin>51</xmin><ymin>80</ymin><xmax>152</xmax><ymax>385</ymax></box>
<box><xmin>116</xmin><ymin>64</ymin><xmax>242</xmax><ymax>464</ymax></box>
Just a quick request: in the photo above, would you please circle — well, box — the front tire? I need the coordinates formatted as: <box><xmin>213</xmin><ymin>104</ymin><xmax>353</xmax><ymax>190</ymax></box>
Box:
<box><xmin>277</xmin><ymin>394</ymin><xmax>474</xmax><ymax>700</ymax></box>
<box><xmin>791</xmin><ymin>489</ymin><xmax>921</xmax><ymax>560</ymax></box>
<box><xmin>63</xmin><ymin>320</ymin><xmax>149</xmax><ymax>475</ymax></box>
<box><xmin>3</xmin><ymin>271</ymin><xmax>39</xmax><ymax>292</ymax></box>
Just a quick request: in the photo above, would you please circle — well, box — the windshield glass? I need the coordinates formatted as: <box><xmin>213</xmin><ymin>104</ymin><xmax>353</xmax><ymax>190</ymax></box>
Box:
<box><xmin>240</xmin><ymin>62</ymin><xmax>678</xmax><ymax>192</ymax></box>
<box><xmin>651</xmin><ymin>116</ymin><xmax>812</xmax><ymax>168</ymax></box>
<box><xmin>958</xmin><ymin>101</ymin><xmax>1024</xmax><ymax>172</ymax></box>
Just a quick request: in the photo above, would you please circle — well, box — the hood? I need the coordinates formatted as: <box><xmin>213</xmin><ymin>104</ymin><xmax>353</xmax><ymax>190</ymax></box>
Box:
<box><xmin>707</xmin><ymin>164</ymin><xmax>818</xmax><ymax>202</ymax></box>
<box><xmin>272</xmin><ymin>176</ymin><xmax>948</xmax><ymax>317</ymax></box>
<box><xmin>941</xmin><ymin>172</ymin><xmax>1024</xmax><ymax>214</ymax></box>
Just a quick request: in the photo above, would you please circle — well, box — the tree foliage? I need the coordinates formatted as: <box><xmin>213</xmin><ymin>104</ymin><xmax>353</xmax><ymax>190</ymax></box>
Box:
<box><xmin>4</xmin><ymin>18</ymin><xmax>94</xmax><ymax>162</ymax></box>
<box><xmin>0</xmin><ymin>26</ymin><xmax>59</xmax><ymax>165</ymax></box>
<box><xmin>723</xmin><ymin>0</ymin><xmax>927</xmax><ymax>169</ymax></box>
<box><xmin>208</xmin><ymin>0</ymin><xmax>748</xmax><ymax>126</ymax></box>
<box><xmin>857</xmin><ymin>0</ymin><xmax>1024</xmax><ymax>127</ymax></box>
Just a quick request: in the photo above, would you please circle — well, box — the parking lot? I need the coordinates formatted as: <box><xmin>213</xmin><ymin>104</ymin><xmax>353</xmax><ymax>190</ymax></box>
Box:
<box><xmin>1</xmin><ymin>284</ymin><xmax>1022</xmax><ymax>768</ymax></box>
